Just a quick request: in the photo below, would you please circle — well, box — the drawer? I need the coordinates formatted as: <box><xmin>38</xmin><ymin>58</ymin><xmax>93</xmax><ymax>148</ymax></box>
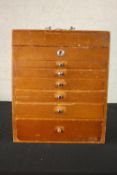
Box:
<box><xmin>14</xmin><ymin>78</ymin><xmax>106</xmax><ymax>90</ymax></box>
<box><xmin>15</xmin><ymin>103</ymin><xmax>104</xmax><ymax>120</ymax></box>
<box><xmin>13</xmin><ymin>30</ymin><xmax>109</xmax><ymax>47</ymax></box>
<box><xmin>15</xmin><ymin>90</ymin><xmax>106</xmax><ymax>103</ymax></box>
<box><xmin>14</xmin><ymin>59</ymin><xmax>108</xmax><ymax>69</ymax></box>
<box><xmin>14</xmin><ymin>68</ymin><xmax>107</xmax><ymax>79</ymax></box>
<box><xmin>13</xmin><ymin>46</ymin><xmax>109</xmax><ymax>62</ymax></box>
<box><xmin>15</xmin><ymin>119</ymin><xmax>103</xmax><ymax>143</ymax></box>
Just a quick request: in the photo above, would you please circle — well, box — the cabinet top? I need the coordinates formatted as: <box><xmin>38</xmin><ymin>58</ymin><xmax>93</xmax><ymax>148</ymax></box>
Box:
<box><xmin>12</xmin><ymin>29</ymin><xmax>110</xmax><ymax>47</ymax></box>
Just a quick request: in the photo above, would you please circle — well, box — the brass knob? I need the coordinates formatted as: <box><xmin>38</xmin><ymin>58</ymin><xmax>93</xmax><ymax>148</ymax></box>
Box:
<box><xmin>56</xmin><ymin>108</ymin><xmax>64</xmax><ymax>113</ymax></box>
<box><xmin>56</xmin><ymin>71</ymin><xmax>64</xmax><ymax>77</ymax></box>
<box><xmin>57</xmin><ymin>49</ymin><xmax>65</xmax><ymax>57</ymax></box>
<box><xmin>56</xmin><ymin>82</ymin><xmax>64</xmax><ymax>87</ymax></box>
<box><xmin>56</xmin><ymin>95</ymin><xmax>64</xmax><ymax>99</ymax></box>
<box><xmin>55</xmin><ymin>126</ymin><xmax>64</xmax><ymax>133</ymax></box>
<box><xmin>57</xmin><ymin>62</ymin><xmax>65</xmax><ymax>67</ymax></box>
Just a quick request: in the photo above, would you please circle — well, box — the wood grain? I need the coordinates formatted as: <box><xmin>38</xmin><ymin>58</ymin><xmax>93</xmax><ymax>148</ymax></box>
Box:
<box><xmin>14</xmin><ymin>78</ymin><xmax>106</xmax><ymax>90</ymax></box>
<box><xmin>12</xmin><ymin>30</ymin><xmax>110</xmax><ymax>47</ymax></box>
<box><xmin>14</xmin><ymin>59</ymin><xmax>108</xmax><ymax>69</ymax></box>
<box><xmin>14</xmin><ymin>68</ymin><xmax>107</xmax><ymax>79</ymax></box>
<box><xmin>12</xmin><ymin>29</ymin><xmax>110</xmax><ymax>143</ymax></box>
<box><xmin>15</xmin><ymin>90</ymin><xmax>106</xmax><ymax>103</ymax></box>
<box><xmin>15</xmin><ymin>103</ymin><xmax>104</xmax><ymax>120</ymax></box>
<box><xmin>13</xmin><ymin>46</ymin><xmax>109</xmax><ymax>61</ymax></box>
<box><xmin>16</xmin><ymin>119</ymin><xmax>102</xmax><ymax>143</ymax></box>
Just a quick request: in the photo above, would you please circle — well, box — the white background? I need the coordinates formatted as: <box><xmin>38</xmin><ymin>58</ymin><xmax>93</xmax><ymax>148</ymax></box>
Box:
<box><xmin>0</xmin><ymin>0</ymin><xmax>117</xmax><ymax>102</ymax></box>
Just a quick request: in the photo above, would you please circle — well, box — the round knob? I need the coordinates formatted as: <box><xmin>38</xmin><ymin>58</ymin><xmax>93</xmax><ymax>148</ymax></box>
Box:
<box><xmin>56</xmin><ymin>95</ymin><xmax>64</xmax><ymax>100</ymax></box>
<box><xmin>57</xmin><ymin>49</ymin><xmax>65</xmax><ymax>57</ymax></box>
<box><xmin>56</xmin><ymin>82</ymin><xmax>64</xmax><ymax>87</ymax></box>
<box><xmin>55</xmin><ymin>126</ymin><xmax>64</xmax><ymax>133</ymax></box>
<box><xmin>56</xmin><ymin>62</ymin><xmax>65</xmax><ymax>67</ymax></box>
<box><xmin>56</xmin><ymin>71</ymin><xmax>64</xmax><ymax>77</ymax></box>
<box><xmin>56</xmin><ymin>108</ymin><xmax>64</xmax><ymax>113</ymax></box>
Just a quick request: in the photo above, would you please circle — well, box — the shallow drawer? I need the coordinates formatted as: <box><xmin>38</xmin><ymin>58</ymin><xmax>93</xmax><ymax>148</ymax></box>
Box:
<box><xmin>15</xmin><ymin>90</ymin><xmax>106</xmax><ymax>103</ymax></box>
<box><xmin>14</xmin><ymin>78</ymin><xmax>106</xmax><ymax>90</ymax></box>
<box><xmin>15</xmin><ymin>103</ymin><xmax>104</xmax><ymax>120</ymax></box>
<box><xmin>14</xmin><ymin>59</ymin><xmax>108</xmax><ymax>69</ymax></box>
<box><xmin>13</xmin><ymin>46</ymin><xmax>109</xmax><ymax>62</ymax></box>
<box><xmin>13</xmin><ymin>30</ymin><xmax>109</xmax><ymax>47</ymax></box>
<box><xmin>14</xmin><ymin>68</ymin><xmax>107</xmax><ymax>79</ymax></box>
<box><xmin>15</xmin><ymin>119</ymin><xmax>103</xmax><ymax>143</ymax></box>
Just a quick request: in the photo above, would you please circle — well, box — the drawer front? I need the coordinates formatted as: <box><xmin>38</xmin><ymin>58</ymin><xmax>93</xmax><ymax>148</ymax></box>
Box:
<box><xmin>13</xmin><ymin>46</ymin><xmax>108</xmax><ymax>62</ymax></box>
<box><xmin>14</xmin><ymin>68</ymin><xmax>107</xmax><ymax>79</ymax></box>
<box><xmin>14</xmin><ymin>59</ymin><xmax>107</xmax><ymax>69</ymax></box>
<box><xmin>13</xmin><ymin>30</ymin><xmax>109</xmax><ymax>47</ymax></box>
<box><xmin>16</xmin><ymin>119</ymin><xmax>102</xmax><ymax>143</ymax></box>
<box><xmin>14</xmin><ymin>78</ymin><xmax>106</xmax><ymax>90</ymax></box>
<box><xmin>15</xmin><ymin>103</ymin><xmax>104</xmax><ymax>120</ymax></box>
<box><xmin>15</xmin><ymin>90</ymin><xmax>106</xmax><ymax>103</ymax></box>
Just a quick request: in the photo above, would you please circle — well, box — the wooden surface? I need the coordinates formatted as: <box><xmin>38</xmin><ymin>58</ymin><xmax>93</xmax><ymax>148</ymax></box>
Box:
<box><xmin>16</xmin><ymin>119</ymin><xmax>102</xmax><ymax>143</ymax></box>
<box><xmin>13</xmin><ymin>46</ymin><xmax>108</xmax><ymax>61</ymax></box>
<box><xmin>14</xmin><ymin>78</ymin><xmax>106</xmax><ymax>90</ymax></box>
<box><xmin>13</xmin><ymin>30</ymin><xmax>110</xmax><ymax>47</ymax></box>
<box><xmin>15</xmin><ymin>103</ymin><xmax>104</xmax><ymax>120</ymax></box>
<box><xmin>12</xmin><ymin>29</ymin><xmax>110</xmax><ymax>143</ymax></box>
<box><xmin>15</xmin><ymin>90</ymin><xmax>106</xmax><ymax>103</ymax></box>
<box><xmin>15</xmin><ymin>68</ymin><xmax>107</xmax><ymax>79</ymax></box>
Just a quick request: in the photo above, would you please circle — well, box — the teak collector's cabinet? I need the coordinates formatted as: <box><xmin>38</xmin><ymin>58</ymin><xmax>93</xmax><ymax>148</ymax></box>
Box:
<box><xmin>12</xmin><ymin>29</ymin><xmax>110</xmax><ymax>143</ymax></box>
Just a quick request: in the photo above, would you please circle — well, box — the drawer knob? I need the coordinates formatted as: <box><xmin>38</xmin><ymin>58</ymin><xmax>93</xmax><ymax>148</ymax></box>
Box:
<box><xmin>56</xmin><ymin>82</ymin><xmax>64</xmax><ymax>87</ymax></box>
<box><xmin>55</xmin><ymin>126</ymin><xmax>64</xmax><ymax>133</ymax></box>
<box><xmin>57</xmin><ymin>62</ymin><xmax>65</xmax><ymax>67</ymax></box>
<box><xmin>56</xmin><ymin>71</ymin><xmax>64</xmax><ymax>77</ymax></box>
<box><xmin>56</xmin><ymin>108</ymin><xmax>64</xmax><ymax>113</ymax></box>
<box><xmin>57</xmin><ymin>49</ymin><xmax>65</xmax><ymax>57</ymax></box>
<box><xmin>56</xmin><ymin>95</ymin><xmax>64</xmax><ymax>99</ymax></box>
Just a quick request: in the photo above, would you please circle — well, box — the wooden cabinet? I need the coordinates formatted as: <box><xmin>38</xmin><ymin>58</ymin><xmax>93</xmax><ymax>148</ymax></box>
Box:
<box><xmin>12</xmin><ymin>30</ymin><xmax>110</xmax><ymax>143</ymax></box>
